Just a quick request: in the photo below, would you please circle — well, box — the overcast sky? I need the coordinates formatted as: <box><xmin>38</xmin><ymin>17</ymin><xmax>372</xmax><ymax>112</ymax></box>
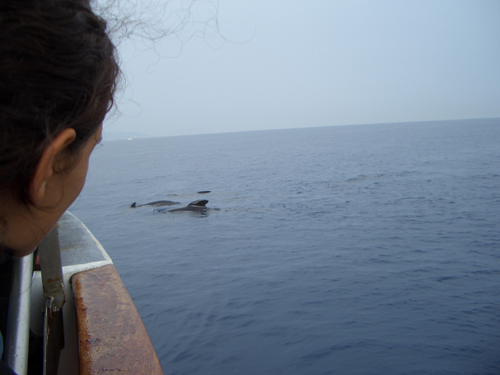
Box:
<box><xmin>103</xmin><ymin>0</ymin><xmax>500</xmax><ymax>138</ymax></box>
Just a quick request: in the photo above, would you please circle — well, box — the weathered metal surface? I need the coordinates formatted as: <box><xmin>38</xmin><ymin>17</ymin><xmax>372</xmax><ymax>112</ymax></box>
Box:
<box><xmin>44</xmin><ymin>211</ymin><xmax>113</xmax><ymax>375</ymax></box>
<box><xmin>58</xmin><ymin>212</ymin><xmax>111</xmax><ymax>267</ymax></box>
<box><xmin>43</xmin><ymin>297</ymin><xmax>64</xmax><ymax>375</ymax></box>
<box><xmin>39</xmin><ymin>226</ymin><xmax>66</xmax><ymax>311</ymax></box>
<box><xmin>73</xmin><ymin>264</ymin><xmax>164</xmax><ymax>375</ymax></box>
<box><xmin>39</xmin><ymin>225</ymin><xmax>66</xmax><ymax>375</ymax></box>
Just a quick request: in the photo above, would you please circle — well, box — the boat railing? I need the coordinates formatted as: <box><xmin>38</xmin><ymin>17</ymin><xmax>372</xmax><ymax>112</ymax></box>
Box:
<box><xmin>4</xmin><ymin>212</ymin><xmax>164</xmax><ymax>375</ymax></box>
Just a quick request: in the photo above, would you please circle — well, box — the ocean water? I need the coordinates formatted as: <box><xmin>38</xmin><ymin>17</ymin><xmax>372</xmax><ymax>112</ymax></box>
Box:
<box><xmin>70</xmin><ymin>119</ymin><xmax>500</xmax><ymax>375</ymax></box>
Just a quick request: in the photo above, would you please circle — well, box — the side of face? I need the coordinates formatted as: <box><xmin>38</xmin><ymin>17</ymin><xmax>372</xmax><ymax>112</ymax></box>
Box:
<box><xmin>2</xmin><ymin>125</ymin><xmax>103</xmax><ymax>257</ymax></box>
<box><xmin>39</xmin><ymin>124</ymin><xmax>103</xmax><ymax>232</ymax></box>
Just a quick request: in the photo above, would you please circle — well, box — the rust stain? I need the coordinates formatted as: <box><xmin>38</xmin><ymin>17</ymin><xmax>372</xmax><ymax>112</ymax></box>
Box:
<box><xmin>45</xmin><ymin>277</ymin><xmax>63</xmax><ymax>283</ymax></box>
<box><xmin>73</xmin><ymin>265</ymin><xmax>164</xmax><ymax>375</ymax></box>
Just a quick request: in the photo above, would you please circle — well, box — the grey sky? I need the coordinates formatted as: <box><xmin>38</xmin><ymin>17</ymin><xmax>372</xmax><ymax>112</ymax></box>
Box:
<box><xmin>104</xmin><ymin>0</ymin><xmax>500</xmax><ymax>138</ymax></box>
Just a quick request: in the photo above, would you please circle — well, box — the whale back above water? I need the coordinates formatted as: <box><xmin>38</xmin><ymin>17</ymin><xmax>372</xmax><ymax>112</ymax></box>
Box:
<box><xmin>131</xmin><ymin>200</ymin><xmax>180</xmax><ymax>208</ymax></box>
<box><xmin>188</xmin><ymin>200</ymin><xmax>208</xmax><ymax>207</ymax></box>
<box><xmin>157</xmin><ymin>199</ymin><xmax>209</xmax><ymax>213</ymax></box>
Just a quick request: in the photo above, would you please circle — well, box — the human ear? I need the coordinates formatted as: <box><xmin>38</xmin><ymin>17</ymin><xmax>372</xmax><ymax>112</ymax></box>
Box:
<box><xmin>29</xmin><ymin>128</ymin><xmax>77</xmax><ymax>205</ymax></box>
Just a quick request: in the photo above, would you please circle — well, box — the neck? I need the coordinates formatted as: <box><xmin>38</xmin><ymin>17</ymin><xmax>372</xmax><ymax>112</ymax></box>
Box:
<box><xmin>0</xmin><ymin>194</ymin><xmax>46</xmax><ymax>258</ymax></box>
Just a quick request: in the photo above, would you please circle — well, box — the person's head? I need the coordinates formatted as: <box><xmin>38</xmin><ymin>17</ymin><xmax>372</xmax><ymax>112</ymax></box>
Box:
<box><xmin>0</xmin><ymin>0</ymin><xmax>119</xmax><ymax>256</ymax></box>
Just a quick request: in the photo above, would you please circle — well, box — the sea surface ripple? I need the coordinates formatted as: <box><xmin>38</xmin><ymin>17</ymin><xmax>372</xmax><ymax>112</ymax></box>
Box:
<box><xmin>71</xmin><ymin>119</ymin><xmax>500</xmax><ymax>374</ymax></box>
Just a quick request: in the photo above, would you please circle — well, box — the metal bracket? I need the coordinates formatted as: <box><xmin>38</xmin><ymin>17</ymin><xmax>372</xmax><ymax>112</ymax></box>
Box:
<box><xmin>39</xmin><ymin>225</ymin><xmax>66</xmax><ymax>375</ymax></box>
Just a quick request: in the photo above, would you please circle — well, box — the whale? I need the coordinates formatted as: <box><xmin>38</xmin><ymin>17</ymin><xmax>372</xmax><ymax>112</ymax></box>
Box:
<box><xmin>197</xmin><ymin>191</ymin><xmax>211</xmax><ymax>194</ymax></box>
<box><xmin>131</xmin><ymin>200</ymin><xmax>180</xmax><ymax>208</ymax></box>
<box><xmin>156</xmin><ymin>200</ymin><xmax>209</xmax><ymax>213</ymax></box>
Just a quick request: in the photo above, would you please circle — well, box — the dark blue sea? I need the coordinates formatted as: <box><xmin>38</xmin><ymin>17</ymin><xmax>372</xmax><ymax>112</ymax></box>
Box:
<box><xmin>70</xmin><ymin>118</ymin><xmax>500</xmax><ymax>375</ymax></box>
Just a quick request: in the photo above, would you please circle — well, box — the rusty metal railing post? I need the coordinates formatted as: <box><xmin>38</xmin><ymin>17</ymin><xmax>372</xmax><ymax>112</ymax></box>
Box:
<box><xmin>39</xmin><ymin>225</ymin><xmax>66</xmax><ymax>375</ymax></box>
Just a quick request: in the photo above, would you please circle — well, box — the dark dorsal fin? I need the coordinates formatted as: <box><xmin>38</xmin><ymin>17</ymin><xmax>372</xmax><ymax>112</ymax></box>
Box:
<box><xmin>131</xmin><ymin>202</ymin><xmax>137</xmax><ymax>208</ymax></box>
<box><xmin>187</xmin><ymin>200</ymin><xmax>208</xmax><ymax>207</ymax></box>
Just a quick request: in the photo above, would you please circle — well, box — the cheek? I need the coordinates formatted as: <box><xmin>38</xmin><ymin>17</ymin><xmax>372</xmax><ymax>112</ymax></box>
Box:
<box><xmin>74</xmin><ymin>159</ymin><xmax>90</xmax><ymax>197</ymax></box>
<box><xmin>64</xmin><ymin>134</ymin><xmax>98</xmax><ymax>204</ymax></box>
<box><xmin>66</xmin><ymin>156</ymin><xmax>90</xmax><ymax>202</ymax></box>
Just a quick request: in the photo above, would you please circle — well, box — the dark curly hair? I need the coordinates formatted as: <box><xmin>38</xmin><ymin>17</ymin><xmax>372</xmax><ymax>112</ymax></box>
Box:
<box><xmin>0</xmin><ymin>0</ymin><xmax>119</xmax><ymax>206</ymax></box>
